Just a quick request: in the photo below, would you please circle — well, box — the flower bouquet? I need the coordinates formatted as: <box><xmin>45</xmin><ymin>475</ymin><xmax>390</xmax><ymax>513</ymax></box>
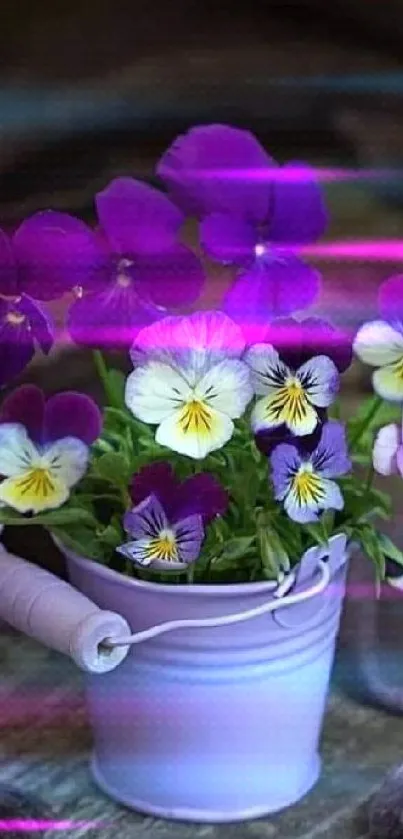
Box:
<box><xmin>0</xmin><ymin>124</ymin><xmax>402</xmax><ymax>820</ymax></box>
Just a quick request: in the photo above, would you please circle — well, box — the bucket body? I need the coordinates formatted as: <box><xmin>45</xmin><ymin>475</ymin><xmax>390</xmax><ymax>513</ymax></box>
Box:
<box><xmin>66</xmin><ymin>538</ymin><xmax>348</xmax><ymax>822</ymax></box>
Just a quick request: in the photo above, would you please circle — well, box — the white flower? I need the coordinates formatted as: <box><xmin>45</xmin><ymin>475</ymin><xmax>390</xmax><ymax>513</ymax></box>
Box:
<box><xmin>353</xmin><ymin>320</ymin><xmax>403</xmax><ymax>402</ymax></box>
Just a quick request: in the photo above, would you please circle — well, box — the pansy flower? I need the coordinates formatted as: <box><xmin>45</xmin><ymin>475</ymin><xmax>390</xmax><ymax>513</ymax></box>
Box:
<box><xmin>373</xmin><ymin>417</ymin><xmax>403</xmax><ymax>476</ymax></box>
<box><xmin>0</xmin><ymin>226</ymin><xmax>56</xmax><ymax>387</ymax></box>
<box><xmin>354</xmin><ymin>275</ymin><xmax>403</xmax><ymax>401</ymax></box>
<box><xmin>125</xmin><ymin>310</ymin><xmax>254</xmax><ymax>459</ymax></box>
<box><xmin>16</xmin><ymin>178</ymin><xmax>204</xmax><ymax>349</ymax></box>
<box><xmin>251</xmin><ymin>317</ymin><xmax>351</xmax><ymax>454</ymax></box>
<box><xmin>270</xmin><ymin>421</ymin><xmax>351</xmax><ymax>523</ymax></box>
<box><xmin>0</xmin><ymin>385</ymin><xmax>101</xmax><ymax>514</ymax></box>
<box><xmin>157</xmin><ymin>124</ymin><xmax>326</xmax><ymax>324</ymax></box>
<box><xmin>118</xmin><ymin>462</ymin><xmax>228</xmax><ymax>570</ymax></box>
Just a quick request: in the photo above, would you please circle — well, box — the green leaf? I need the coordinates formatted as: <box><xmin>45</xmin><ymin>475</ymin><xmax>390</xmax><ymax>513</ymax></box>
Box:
<box><xmin>377</xmin><ymin>533</ymin><xmax>403</xmax><ymax>568</ymax></box>
<box><xmin>51</xmin><ymin>525</ymin><xmax>104</xmax><ymax>561</ymax></box>
<box><xmin>304</xmin><ymin>522</ymin><xmax>328</xmax><ymax>547</ymax></box>
<box><xmin>105</xmin><ymin>368</ymin><xmax>126</xmax><ymax>407</ymax></box>
<box><xmin>355</xmin><ymin>524</ymin><xmax>386</xmax><ymax>580</ymax></box>
<box><xmin>97</xmin><ymin>522</ymin><xmax>122</xmax><ymax>550</ymax></box>
<box><xmin>94</xmin><ymin>452</ymin><xmax>131</xmax><ymax>486</ymax></box>
<box><xmin>0</xmin><ymin>506</ymin><xmax>98</xmax><ymax>527</ymax></box>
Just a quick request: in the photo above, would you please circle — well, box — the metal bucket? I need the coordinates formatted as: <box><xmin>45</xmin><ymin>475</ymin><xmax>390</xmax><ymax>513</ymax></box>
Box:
<box><xmin>65</xmin><ymin>533</ymin><xmax>348</xmax><ymax>823</ymax></box>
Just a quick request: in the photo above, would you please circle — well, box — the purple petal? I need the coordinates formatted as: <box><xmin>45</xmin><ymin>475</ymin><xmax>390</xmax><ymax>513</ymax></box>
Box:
<box><xmin>0</xmin><ymin>296</ymin><xmax>53</xmax><ymax>387</ymax></box>
<box><xmin>256</xmin><ymin>419</ymin><xmax>325</xmax><ymax>458</ymax></box>
<box><xmin>157</xmin><ymin>124</ymin><xmax>274</xmax><ymax>222</ymax></box>
<box><xmin>311</xmin><ymin>421</ymin><xmax>351</xmax><ymax>478</ymax></box>
<box><xmin>378</xmin><ymin>274</ymin><xmax>403</xmax><ymax>322</ymax></box>
<box><xmin>172</xmin><ymin>472</ymin><xmax>229</xmax><ymax>523</ymax></box>
<box><xmin>18</xmin><ymin>295</ymin><xmax>54</xmax><ymax>354</ymax></box>
<box><xmin>0</xmin><ymin>384</ymin><xmax>45</xmax><ymax>442</ymax></box>
<box><xmin>267</xmin><ymin>162</ymin><xmax>328</xmax><ymax>245</ymax></box>
<box><xmin>44</xmin><ymin>392</ymin><xmax>102</xmax><ymax>445</ymax></box>
<box><xmin>133</xmin><ymin>245</ymin><xmax>205</xmax><ymax>308</ymax></box>
<box><xmin>222</xmin><ymin>251</ymin><xmax>321</xmax><ymax>331</ymax></box>
<box><xmin>0</xmin><ymin>229</ymin><xmax>18</xmax><ymax>295</ymax></box>
<box><xmin>13</xmin><ymin>211</ymin><xmax>108</xmax><ymax>301</ymax></box>
<box><xmin>129</xmin><ymin>462</ymin><xmax>180</xmax><ymax>516</ymax></box>
<box><xmin>173</xmin><ymin>514</ymin><xmax>204</xmax><ymax>565</ymax></box>
<box><xmin>123</xmin><ymin>494</ymin><xmax>169</xmax><ymax>539</ymax></box>
<box><xmin>67</xmin><ymin>284</ymin><xmax>163</xmax><ymax>348</ymax></box>
<box><xmin>200</xmin><ymin>213</ymin><xmax>256</xmax><ymax>264</ymax></box>
<box><xmin>266</xmin><ymin>317</ymin><xmax>352</xmax><ymax>373</ymax></box>
<box><xmin>96</xmin><ymin>178</ymin><xmax>183</xmax><ymax>255</ymax></box>
<box><xmin>270</xmin><ymin>443</ymin><xmax>301</xmax><ymax>500</ymax></box>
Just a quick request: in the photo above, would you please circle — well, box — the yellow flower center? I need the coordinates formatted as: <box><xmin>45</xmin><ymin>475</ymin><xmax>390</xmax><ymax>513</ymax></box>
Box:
<box><xmin>12</xmin><ymin>467</ymin><xmax>56</xmax><ymax>501</ymax></box>
<box><xmin>292</xmin><ymin>466</ymin><xmax>325</xmax><ymax>506</ymax></box>
<box><xmin>5</xmin><ymin>310</ymin><xmax>26</xmax><ymax>326</ymax></box>
<box><xmin>391</xmin><ymin>356</ymin><xmax>403</xmax><ymax>380</ymax></box>
<box><xmin>266</xmin><ymin>376</ymin><xmax>310</xmax><ymax>425</ymax></box>
<box><xmin>178</xmin><ymin>400</ymin><xmax>214</xmax><ymax>435</ymax></box>
<box><xmin>147</xmin><ymin>529</ymin><xmax>178</xmax><ymax>562</ymax></box>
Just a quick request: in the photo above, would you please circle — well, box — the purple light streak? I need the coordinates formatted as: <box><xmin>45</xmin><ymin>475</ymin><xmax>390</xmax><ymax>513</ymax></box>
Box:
<box><xmin>0</xmin><ymin>819</ymin><xmax>104</xmax><ymax>832</ymax></box>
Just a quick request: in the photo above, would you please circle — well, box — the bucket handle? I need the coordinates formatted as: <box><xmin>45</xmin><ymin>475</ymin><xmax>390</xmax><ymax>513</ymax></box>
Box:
<box><xmin>104</xmin><ymin>559</ymin><xmax>331</xmax><ymax>649</ymax></box>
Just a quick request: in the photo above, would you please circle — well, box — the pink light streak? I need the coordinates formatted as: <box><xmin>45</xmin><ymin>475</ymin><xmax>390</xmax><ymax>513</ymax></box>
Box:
<box><xmin>301</xmin><ymin>239</ymin><xmax>403</xmax><ymax>261</ymax></box>
<box><xmin>0</xmin><ymin>819</ymin><xmax>104</xmax><ymax>832</ymax></box>
<box><xmin>185</xmin><ymin>166</ymin><xmax>403</xmax><ymax>183</ymax></box>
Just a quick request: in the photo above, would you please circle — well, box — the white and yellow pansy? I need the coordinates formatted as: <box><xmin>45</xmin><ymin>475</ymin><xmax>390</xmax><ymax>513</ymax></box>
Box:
<box><xmin>353</xmin><ymin>320</ymin><xmax>403</xmax><ymax>402</ymax></box>
<box><xmin>243</xmin><ymin>343</ymin><xmax>339</xmax><ymax>436</ymax></box>
<box><xmin>0</xmin><ymin>424</ymin><xmax>89</xmax><ymax>514</ymax></box>
<box><xmin>125</xmin><ymin>311</ymin><xmax>254</xmax><ymax>459</ymax></box>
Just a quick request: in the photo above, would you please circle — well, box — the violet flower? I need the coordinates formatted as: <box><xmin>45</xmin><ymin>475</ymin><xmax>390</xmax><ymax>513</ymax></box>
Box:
<box><xmin>0</xmin><ymin>385</ymin><xmax>102</xmax><ymax>514</ymax></box>
<box><xmin>0</xmin><ymin>226</ymin><xmax>55</xmax><ymax>387</ymax></box>
<box><xmin>270</xmin><ymin>421</ymin><xmax>351</xmax><ymax>523</ymax></box>
<box><xmin>157</xmin><ymin>124</ymin><xmax>327</xmax><ymax>326</ymax></box>
<box><xmin>15</xmin><ymin>179</ymin><xmax>204</xmax><ymax>349</ymax></box>
<box><xmin>119</xmin><ymin>462</ymin><xmax>228</xmax><ymax>570</ymax></box>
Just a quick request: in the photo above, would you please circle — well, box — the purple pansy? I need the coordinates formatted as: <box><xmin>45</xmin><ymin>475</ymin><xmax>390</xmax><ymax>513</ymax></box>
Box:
<box><xmin>0</xmin><ymin>227</ymin><xmax>55</xmax><ymax>387</ymax></box>
<box><xmin>119</xmin><ymin>462</ymin><xmax>228</xmax><ymax>570</ymax></box>
<box><xmin>270</xmin><ymin>421</ymin><xmax>351</xmax><ymax>523</ymax></box>
<box><xmin>0</xmin><ymin>385</ymin><xmax>102</xmax><ymax>514</ymax></box>
<box><xmin>16</xmin><ymin>179</ymin><xmax>204</xmax><ymax>349</ymax></box>
<box><xmin>157</xmin><ymin>124</ymin><xmax>327</xmax><ymax>325</ymax></box>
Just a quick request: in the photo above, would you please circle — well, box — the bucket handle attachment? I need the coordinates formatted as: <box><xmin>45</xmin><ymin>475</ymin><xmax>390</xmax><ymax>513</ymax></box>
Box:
<box><xmin>104</xmin><ymin>559</ymin><xmax>331</xmax><ymax>649</ymax></box>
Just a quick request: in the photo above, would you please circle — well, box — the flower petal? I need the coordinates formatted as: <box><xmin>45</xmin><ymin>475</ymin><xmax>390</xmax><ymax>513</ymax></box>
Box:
<box><xmin>311</xmin><ymin>421</ymin><xmax>351</xmax><ymax>477</ymax></box>
<box><xmin>267</xmin><ymin>162</ymin><xmax>328</xmax><ymax>245</ymax></box>
<box><xmin>0</xmin><ymin>229</ymin><xmax>18</xmax><ymax>295</ymax></box>
<box><xmin>0</xmin><ymin>385</ymin><xmax>45</xmax><ymax>444</ymax></box>
<box><xmin>125</xmin><ymin>361</ymin><xmax>191</xmax><ymax>425</ymax></box>
<box><xmin>156</xmin><ymin>404</ymin><xmax>234</xmax><ymax>459</ymax></box>
<box><xmin>284</xmin><ymin>475</ymin><xmax>344</xmax><ymax>524</ymax></box>
<box><xmin>353</xmin><ymin>320</ymin><xmax>403</xmax><ymax>367</ymax></box>
<box><xmin>252</xmin><ymin>391</ymin><xmax>318</xmax><ymax>436</ymax></box>
<box><xmin>0</xmin><ymin>424</ymin><xmax>39</xmax><ymax>476</ymax></box>
<box><xmin>0</xmin><ymin>472</ymin><xmax>68</xmax><ymax>514</ymax></box>
<box><xmin>96</xmin><ymin>177</ymin><xmax>183</xmax><ymax>254</ymax></box>
<box><xmin>256</xmin><ymin>420</ymin><xmax>324</xmax><ymax>458</ymax></box>
<box><xmin>129</xmin><ymin>462</ymin><xmax>179</xmax><ymax>514</ymax></box>
<box><xmin>0</xmin><ymin>297</ymin><xmax>49</xmax><ymax>386</ymax></box>
<box><xmin>266</xmin><ymin>317</ymin><xmax>353</xmax><ymax>373</ymax></box>
<box><xmin>270</xmin><ymin>443</ymin><xmax>301</xmax><ymax>501</ymax></box>
<box><xmin>244</xmin><ymin>343</ymin><xmax>290</xmax><ymax>396</ymax></box>
<box><xmin>133</xmin><ymin>244</ymin><xmax>205</xmax><ymax>308</ymax></box>
<box><xmin>173</xmin><ymin>473</ymin><xmax>229</xmax><ymax>523</ymax></box>
<box><xmin>157</xmin><ymin>124</ymin><xmax>273</xmax><ymax>221</ymax></box>
<box><xmin>67</xmin><ymin>284</ymin><xmax>162</xmax><ymax>348</ymax></box>
<box><xmin>172</xmin><ymin>514</ymin><xmax>204</xmax><ymax>565</ymax></box>
<box><xmin>123</xmin><ymin>494</ymin><xmax>169</xmax><ymax>539</ymax></box>
<box><xmin>131</xmin><ymin>310</ymin><xmax>246</xmax><ymax>383</ymax></box>
<box><xmin>44</xmin><ymin>393</ymin><xmax>102</xmax><ymax>445</ymax></box>
<box><xmin>373</xmin><ymin>364</ymin><xmax>403</xmax><ymax>402</ymax></box>
<box><xmin>378</xmin><ymin>274</ymin><xmax>403</xmax><ymax>322</ymax></box>
<box><xmin>222</xmin><ymin>251</ymin><xmax>321</xmax><ymax>328</ymax></box>
<box><xmin>43</xmin><ymin>437</ymin><xmax>89</xmax><ymax>488</ymax></box>
<box><xmin>200</xmin><ymin>213</ymin><xmax>256</xmax><ymax>264</ymax></box>
<box><xmin>373</xmin><ymin>423</ymin><xmax>400</xmax><ymax>475</ymax></box>
<box><xmin>13</xmin><ymin>211</ymin><xmax>107</xmax><ymax>300</ymax></box>
<box><xmin>196</xmin><ymin>359</ymin><xmax>253</xmax><ymax>418</ymax></box>
<box><xmin>297</xmin><ymin>356</ymin><xmax>339</xmax><ymax>407</ymax></box>
<box><xmin>18</xmin><ymin>295</ymin><xmax>54</xmax><ymax>354</ymax></box>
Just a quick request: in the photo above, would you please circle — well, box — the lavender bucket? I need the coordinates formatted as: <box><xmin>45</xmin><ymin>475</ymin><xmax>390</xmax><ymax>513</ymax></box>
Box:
<box><xmin>65</xmin><ymin>533</ymin><xmax>349</xmax><ymax>823</ymax></box>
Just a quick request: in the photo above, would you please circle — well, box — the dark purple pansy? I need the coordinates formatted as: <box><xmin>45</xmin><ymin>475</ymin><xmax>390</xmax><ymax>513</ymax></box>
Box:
<box><xmin>0</xmin><ymin>228</ymin><xmax>55</xmax><ymax>387</ymax></box>
<box><xmin>255</xmin><ymin>416</ymin><xmax>326</xmax><ymax>458</ymax></box>
<box><xmin>0</xmin><ymin>384</ymin><xmax>102</xmax><ymax>446</ymax></box>
<box><xmin>18</xmin><ymin>179</ymin><xmax>204</xmax><ymax>349</ymax></box>
<box><xmin>157</xmin><ymin>124</ymin><xmax>327</xmax><ymax>324</ymax></box>
<box><xmin>262</xmin><ymin>317</ymin><xmax>353</xmax><ymax>373</ymax></box>
<box><xmin>129</xmin><ymin>461</ymin><xmax>229</xmax><ymax>524</ymax></box>
<box><xmin>378</xmin><ymin>273</ymin><xmax>403</xmax><ymax>323</ymax></box>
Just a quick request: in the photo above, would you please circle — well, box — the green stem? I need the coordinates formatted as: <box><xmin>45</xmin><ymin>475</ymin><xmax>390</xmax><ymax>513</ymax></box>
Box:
<box><xmin>93</xmin><ymin>350</ymin><xmax>118</xmax><ymax>407</ymax></box>
<box><xmin>365</xmin><ymin>463</ymin><xmax>375</xmax><ymax>494</ymax></box>
<box><xmin>350</xmin><ymin>396</ymin><xmax>383</xmax><ymax>448</ymax></box>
